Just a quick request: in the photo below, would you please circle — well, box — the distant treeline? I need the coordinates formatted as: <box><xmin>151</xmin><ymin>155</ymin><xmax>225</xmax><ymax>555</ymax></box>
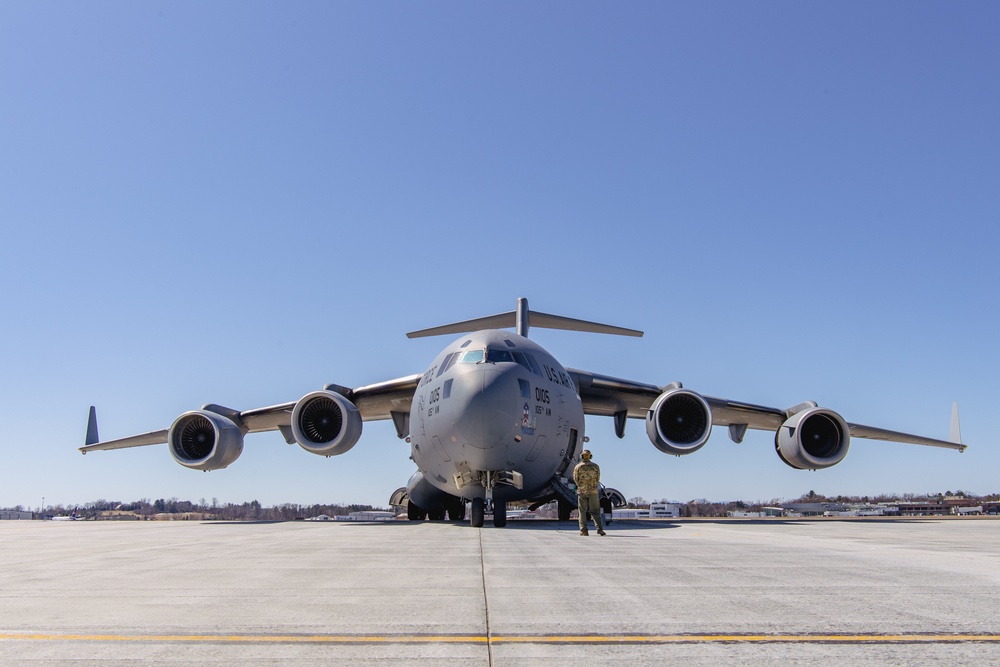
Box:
<box><xmin>625</xmin><ymin>489</ymin><xmax>997</xmax><ymax>518</ymax></box>
<box><xmin>6</xmin><ymin>498</ymin><xmax>389</xmax><ymax>521</ymax></box>
<box><xmin>5</xmin><ymin>489</ymin><xmax>996</xmax><ymax>520</ymax></box>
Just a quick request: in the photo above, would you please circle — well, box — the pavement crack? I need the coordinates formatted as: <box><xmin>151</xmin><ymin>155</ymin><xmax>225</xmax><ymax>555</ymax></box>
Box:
<box><xmin>478</xmin><ymin>529</ymin><xmax>493</xmax><ymax>667</ymax></box>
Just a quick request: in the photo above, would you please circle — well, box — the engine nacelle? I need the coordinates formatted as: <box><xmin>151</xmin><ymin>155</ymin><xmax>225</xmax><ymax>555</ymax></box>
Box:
<box><xmin>291</xmin><ymin>390</ymin><xmax>363</xmax><ymax>456</ymax></box>
<box><xmin>775</xmin><ymin>407</ymin><xmax>850</xmax><ymax>470</ymax></box>
<box><xmin>168</xmin><ymin>411</ymin><xmax>244</xmax><ymax>471</ymax></box>
<box><xmin>646</xmin><ymin>388</ymin><xmax>713</xmax><ymax>455</ymax></box>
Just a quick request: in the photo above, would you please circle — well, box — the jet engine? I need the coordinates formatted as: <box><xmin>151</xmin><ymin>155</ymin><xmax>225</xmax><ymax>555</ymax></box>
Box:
<box><xmin>168</xmin><ymin>411</ymin><xmax>244</xmax><ymax>471</ymax></box>
<box><xmin>291</xmin><ymin>390</ymin><xmax>363</xmax><ymax>456</ymax></box>
<box><xmin>646</xmin><ymin>387</ymin><xmax>713</xmax><ymax>455</ymax></box>
<box><xmin>775</xmin><ymin>406</ymin><xmax>850</xmax><ymax>470</ymax></box>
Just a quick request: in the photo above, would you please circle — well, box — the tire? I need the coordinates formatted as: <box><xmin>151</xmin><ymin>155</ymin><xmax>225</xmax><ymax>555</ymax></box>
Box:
<box><xmin>407</xmin><ymin>501</ymin><xmax>426</xmax><ymax>521</ymax></box>
<box><xmin>471</xmin><ymin>498</ymin><xmax>485</xmax><ymax>527</ymax></box>
<box><xmin>558</xmin><ymin>498</ymin><xmax>573</xmax><ymax>522</ymax></box>
<box><xmin>601</xmin><ymin>498</ymin><xmax>614</xmax><ymax>525</ymax></box>
<box><xmin>448</xmin><ymin>502</ymin><xmax>466</xmax><ymax>521</ymax></box>
<box><xmin>493</xmin><ymin>500</ymin><xmax>507</xmax><ymax>528</ymax></box>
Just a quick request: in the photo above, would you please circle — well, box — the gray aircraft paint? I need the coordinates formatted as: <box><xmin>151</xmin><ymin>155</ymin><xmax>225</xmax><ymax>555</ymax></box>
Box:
<box><xmin>80</xmin><ymin>297</ymin><xmax>966</xmax><ymax>528</ymax></box>
<box><xmin>409</xmin><ymin>329</ymin><xmax>584</xmax><ymax>504</ymax></box>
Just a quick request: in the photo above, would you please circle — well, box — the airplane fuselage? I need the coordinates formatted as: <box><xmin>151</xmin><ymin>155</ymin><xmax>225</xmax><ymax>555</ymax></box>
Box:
<box><xmin>409</xmin><ymin>330</ymin><xmax>584</xmax><ymax>504</ymax></box>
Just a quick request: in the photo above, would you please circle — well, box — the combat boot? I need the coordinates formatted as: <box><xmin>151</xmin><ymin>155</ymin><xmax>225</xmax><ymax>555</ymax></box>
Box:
<box><xmin>597</xmin><ymin>529</ymin><xmax>606</xmax><ymax>536</ymax></box>
<box><xmin>580</xmin><ymin>529</ymin><xmax>589</xmax><ymax>536</ymax></box>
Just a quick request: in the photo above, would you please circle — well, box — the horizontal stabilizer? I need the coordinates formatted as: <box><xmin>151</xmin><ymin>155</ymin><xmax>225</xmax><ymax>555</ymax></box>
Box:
<box><xmin>529</xmin><ymin>311</ymin><xmax>643</xmax><ymax>337</ymax></box>
<box><xmin>407</xmin><ymin>312</ymin><xmax>518</xmax><ymax>339</ymax></box>
<box><xmin>407</xmin><ymin>297</ymin><xmax>643</xmax><ymax>339</ymax></box>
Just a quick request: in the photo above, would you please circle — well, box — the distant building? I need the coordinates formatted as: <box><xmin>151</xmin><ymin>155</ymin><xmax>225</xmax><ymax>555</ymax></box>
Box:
<box><xmin>0</xmin><ymin>511</ymin><xmax>32</xmax><ymax>520</ymax></box>
<box><xmin>895</xmin><ymin>502</ymin><xmax>949</xmax><ymax>516</ymax></box>
<box><xmin>783</xmin><ymin>503</ymin><xmax>845</xmax><ymax>516</ymax></box>
<box><xmin>611</xmin><ymin>503</ymin><xmax>679</xmax><ymax>520</ymax></box>
<box><xmin>726</xmin><ymin>507</ymin><xmax>786</xmax><ymax>517</ymax></box>
<box><xmin>334</xmin><ymin>511</ymin><xmax>395</xmax><ymax>521</ymax></box>
<box><xmin>650</xmin><ymin>503</ymin><xmax>680</xmax><ymax>518</ymax></box>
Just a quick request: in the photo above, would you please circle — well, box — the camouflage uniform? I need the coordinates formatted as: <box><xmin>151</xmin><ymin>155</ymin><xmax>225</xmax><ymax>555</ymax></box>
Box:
<box><xmin>572</xmin><ymin>460</ymin><xmax>605</xmax><ymax>535</ymax></box>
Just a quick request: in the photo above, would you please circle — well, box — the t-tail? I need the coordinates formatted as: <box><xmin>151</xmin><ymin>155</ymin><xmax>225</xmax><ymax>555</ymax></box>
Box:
<box><xmin>406</xmin><ymin>297</ymin><xmax>644</xmax><ymax>339</ymax></box>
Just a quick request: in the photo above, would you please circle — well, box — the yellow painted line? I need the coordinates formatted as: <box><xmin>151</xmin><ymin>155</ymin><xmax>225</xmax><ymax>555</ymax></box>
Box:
<box><xmin>493</xmin><ymin>634</ymin><xmax>1000</xmax><ymax>644</ymax></box>
<box><xmin>2</xmin><ymin>633</ymin><xmax>1000</xmax><ymax>644</ymax></box>
<box><xmin>0</xmin><ymin>634</ymin><xmax>486</xmax><ymax>644</ymax></box>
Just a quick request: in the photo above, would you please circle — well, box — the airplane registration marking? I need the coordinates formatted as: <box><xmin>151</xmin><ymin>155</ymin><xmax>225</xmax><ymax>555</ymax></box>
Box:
<box><xmin>4</xmin><ymin>633</ymin><xmax>1000</xmax><ymax>644</ymax></box>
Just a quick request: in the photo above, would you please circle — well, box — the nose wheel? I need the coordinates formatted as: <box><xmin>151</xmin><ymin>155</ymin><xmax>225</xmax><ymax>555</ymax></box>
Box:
<box><xmin>470</xmin><ymin>498</ymin><xmax>485</xmax><ymax>527</ymax></box>
<box><xmin>492</xmin><ymin>500</ymin><xmax>507</xmax><ymax>527</ymax></box>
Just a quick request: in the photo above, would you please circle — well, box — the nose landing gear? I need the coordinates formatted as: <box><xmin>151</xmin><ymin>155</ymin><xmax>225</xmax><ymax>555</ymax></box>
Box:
<box><xmin>467</xmin><ymin>469</ymin><xmax>521</xmax><ymax>527</ymax></box>
<box><xmin>471</xmin><ymin>497</ymin><xmax>485</xmax><ymax>527</ymax></box>
<box><xmin>469</xmin><ymin>497</ymin><xmax>508</xmax><ymax>527</ymax></box>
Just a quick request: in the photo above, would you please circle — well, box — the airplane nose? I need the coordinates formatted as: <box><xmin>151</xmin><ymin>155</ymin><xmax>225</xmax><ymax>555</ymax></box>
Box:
<box><xmin>454</xmin><ymin>367</ymin><xmax>517</xmax><ymax>450</ymax></box>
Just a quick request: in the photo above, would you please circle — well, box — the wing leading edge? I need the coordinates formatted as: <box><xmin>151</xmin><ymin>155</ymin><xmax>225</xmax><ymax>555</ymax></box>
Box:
<box><xmin>80</xmin><ymin>373</ymin><xmax>421</xmax><ymax>453</ymax></box>
<box><xmin>569</xmin><ymin>368</ymin><xmax>966</xmax><ymax>452</ymax></box>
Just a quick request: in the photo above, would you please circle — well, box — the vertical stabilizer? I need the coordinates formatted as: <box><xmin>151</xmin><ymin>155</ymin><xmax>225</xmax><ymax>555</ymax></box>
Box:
<box><xmin>516</xmin><ymin>297</ymin><xmax>529</xmax><ymax>337</ymax></box>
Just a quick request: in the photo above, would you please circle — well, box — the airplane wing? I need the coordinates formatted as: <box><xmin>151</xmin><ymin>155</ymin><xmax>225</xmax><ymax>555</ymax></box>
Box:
<box><xmin>568</xmin><ymin>368</ymin><xmax>966</xmax><ymax>451</ymax></box>
<box><xmin>80</xmin><ymin>373</ymin><xmax>421</xmax><ymax>453</ymax></box>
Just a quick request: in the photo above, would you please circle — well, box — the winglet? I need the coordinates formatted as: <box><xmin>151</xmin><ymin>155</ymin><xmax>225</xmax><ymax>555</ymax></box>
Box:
<box><xmin>949</xmin><ymin>402</ymin><xmax>963</xmax><ymax>446</ymax></box>
<box><xmin>85</xmin><ymin>406</ymin><xmax>100</xmax><ymax>448</ymax></box>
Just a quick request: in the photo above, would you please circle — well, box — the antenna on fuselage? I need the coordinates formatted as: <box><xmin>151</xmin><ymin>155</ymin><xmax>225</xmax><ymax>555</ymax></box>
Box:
<box><xmin>405</xmin><ymin>297</ymin><xmax>644</xmax><ymax>339</ymax></box>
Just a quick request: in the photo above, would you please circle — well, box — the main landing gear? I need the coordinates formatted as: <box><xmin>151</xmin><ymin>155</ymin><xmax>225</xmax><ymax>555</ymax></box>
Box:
<box><xmin>555</xmin><ymin>496</ymin><xmax>615</xmax><ymax>525</ymax></box>
<box><xmin>557</xmin><ymin>498</ymin><xmax>573</xmax><ymax>522</ymax></box>
<box><xmin>406</xmin><ymin>501</ymin><xmax>426</xmax><ymax>521</ymax></box>
<box><xmin>407</xmin><ymin>499</ymin><xmax>465</xmax><ymax>522</ymax></box>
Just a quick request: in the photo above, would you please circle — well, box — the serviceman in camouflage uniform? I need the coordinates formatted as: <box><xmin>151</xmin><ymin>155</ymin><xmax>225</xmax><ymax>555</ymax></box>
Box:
<box><xmin>572</xmin><ymin>450</ymin><xmax>606</xmax><ymax>536</ymax></box>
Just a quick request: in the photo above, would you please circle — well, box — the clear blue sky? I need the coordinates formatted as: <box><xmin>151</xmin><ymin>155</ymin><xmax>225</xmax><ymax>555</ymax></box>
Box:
<box><xmin>2</xmin><ymin>2</ymin><xmax>997</xmax><ymax>510</ymax></box>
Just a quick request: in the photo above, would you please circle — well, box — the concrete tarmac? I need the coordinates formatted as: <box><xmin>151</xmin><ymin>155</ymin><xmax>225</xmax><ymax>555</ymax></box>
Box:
<box><xmin>2</xmin><ymin>518</ymin><xmax>999</xmax><ymax>666</ymax></box>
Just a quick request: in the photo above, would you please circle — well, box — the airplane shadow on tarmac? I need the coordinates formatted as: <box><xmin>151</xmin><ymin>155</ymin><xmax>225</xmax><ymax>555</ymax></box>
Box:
<box><xmin>203</xmin><ymin>517</ymin><xmax>939</xmax><ymax>529</ymax></box>
<box><xmin>201</xmin><ymin>517</ymin><xmax>940</xmax><ymax>535</ymax></box>
<box><xmin>203</xmin><ymin>519</ymin><xmax>683</xmax><ymax>530</ymax></box>
<box><xmin>300</xmin><ymin>519</ymin><xmax>684</xmax><ymax>532</ymax></box>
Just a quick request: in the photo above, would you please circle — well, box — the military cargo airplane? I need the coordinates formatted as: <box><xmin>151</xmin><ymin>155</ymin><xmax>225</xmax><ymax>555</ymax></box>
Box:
<box><xmin>81</xmin><ymin>298</ymin><xmax>966</xmax><ymax>527</ymax></box>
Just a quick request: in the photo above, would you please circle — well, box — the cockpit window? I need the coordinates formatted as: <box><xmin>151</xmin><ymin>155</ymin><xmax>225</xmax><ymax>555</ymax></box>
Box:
<box><xmin>459</xmin><ymin>349</ymin><xmax>485</xmax><ymax>364</ymax></box>
<box><xmin>486</xmin><ymin>348</ymin><xmax>515</xmax><ymax>363</ymax></box>
<box><xmin>513</xmin><ymin>351</ymin><xmax>544</xmax><ymax>376</ymax></box>
<box><xmin>511</xmin><ymin>351</ymin><xmax>537</xmax><ymax>374</ymax></box>
<box><xmin>437</xmin><ymin>352</ymin><xmax>458</xmax><ymax>377</ymax></box>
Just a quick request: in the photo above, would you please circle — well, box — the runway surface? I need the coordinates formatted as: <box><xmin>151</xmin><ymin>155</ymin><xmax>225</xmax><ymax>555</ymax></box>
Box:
<box><xmin>2</xmin><ymin>517</ymin><xmax>999</xmax><ymax>665</ymax></box>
